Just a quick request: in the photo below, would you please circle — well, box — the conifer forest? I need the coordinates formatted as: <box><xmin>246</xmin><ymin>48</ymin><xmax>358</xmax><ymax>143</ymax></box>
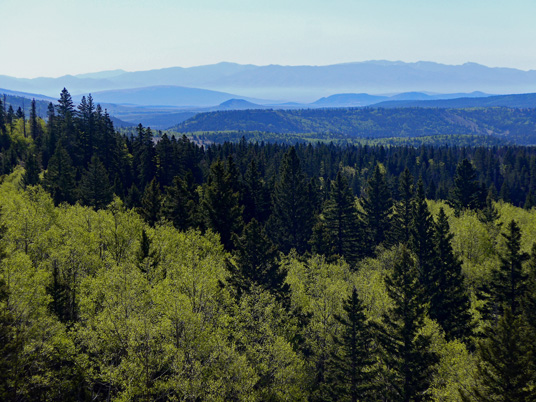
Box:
<box><xmin>3</xmin><ymin>89</ymin><xmax>536</xmax><ymax>401</ymax></box>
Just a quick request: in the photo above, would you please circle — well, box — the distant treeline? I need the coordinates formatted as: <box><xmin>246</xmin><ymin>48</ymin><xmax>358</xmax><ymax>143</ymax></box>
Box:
<box><xmin>174</xmin><ymin>107</ymin><xmax>536</xmax><ymax>144</ymax></box>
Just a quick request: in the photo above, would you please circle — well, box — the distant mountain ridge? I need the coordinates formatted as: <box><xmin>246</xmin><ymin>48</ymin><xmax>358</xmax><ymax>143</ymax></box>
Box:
<box><xmin>2</xmin><ymin>61</ymin><xmax>536</xmax><ymax>101</ymax></box>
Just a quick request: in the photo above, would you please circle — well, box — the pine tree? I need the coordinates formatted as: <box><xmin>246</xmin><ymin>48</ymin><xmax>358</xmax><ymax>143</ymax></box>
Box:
<box><xmin>328</xmin><ymin>288</ymin><xmax>375</xmax><ymax>402</ymax></box>
<box><xmin>202</xmin><ymin>159</ymin><xmax>243</xmax><ymax>251</ymax></box>
<box><xmin>139</xmin><ymin>178</ymin><xmax>162</xmax><ymax>227</ymax></box>
<box><xmin>229</xmin><ymin>218</ymin><xmax>288</xmax><ymax>302</ymax></box>
<box><xmin>391</xmin><ymin>168</ymin><xmax>414</xmax><ymax>245</ymax></box>
<box><xmin>431</xmin><ymin>208</ymin><xmax>473</xmax><ymax>341</ymax></box>
<box><xmin>463</xmin><ymin>308</ymin><xmax>535</xmax><ymax>402</ymax></box>
<box><xmin>22</xmin><ymin>151</ymin><xmax>40</xmax><ymax>187</ymax></box>
<box><xmin>377</xmin><ymin>247</ymin><xmax>438</xmax><ymax>402</ymax></box>
<box><xmin>243</xmin><ymin>159</ymin><xmax>270</xmax><ymax>224</ymax></box>
<box><xmin>479</xmin><ymin>220</ymin><xmax>529</xmax><ymax>321</ymax></box>
<box><xmin>409</xmin><ymin>179</ymin><xmax>436</xmax><ymax>299</ymax></box>
<box><xmin>268</xmin><ymin>147</ymin><xmax>314</xmax><ymax>254</ymax></box>
<box><xmin>162</xmin><ymin>171</ymin><xmax>199</xmax><ymax>231</ymax></box>
<box><xmin>322</xmin><ymin>171</ymin><xmax>361</xmax><ymax>264</ymax></box>
<box><xmin>78</xmin><ymin>154</ymin><xmax>113</xmax><ymax>209</ymax></box>
<box><xmin>360</xmin><ymin>164</ymin><xmax>393</xmax><ymax>255</ymax></box>
<box><xmin>43</xmin><ymin>141</ymin><xmax>76</xmax><ymax>205</ymax></box>
<box><xmin>449</xmin><ymin>158</ymin><xmax>484</xmax><ymax>215</ymax></box>
<box><xmin>29</xmin><ymin>98</ymin><xmax>41</xmax><ymax>141</ymax></box>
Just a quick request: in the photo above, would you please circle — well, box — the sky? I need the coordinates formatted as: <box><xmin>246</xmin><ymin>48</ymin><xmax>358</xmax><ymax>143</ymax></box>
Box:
<box><xmin>1</xmin><ymin>0</ymin><xmax>535</xmax><ymax>78</ymax></box>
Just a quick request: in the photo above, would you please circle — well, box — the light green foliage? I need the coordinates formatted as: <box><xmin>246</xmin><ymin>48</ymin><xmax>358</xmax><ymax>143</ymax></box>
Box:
<box><xmin>422</xmin><ymin>318</ymin><xmax>478</xmax><ymax>402</ymax></box>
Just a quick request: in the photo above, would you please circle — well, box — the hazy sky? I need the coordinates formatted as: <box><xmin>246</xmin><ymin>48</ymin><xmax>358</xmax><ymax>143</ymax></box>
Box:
<box><xmin>1</xmin><ymin>0</ymin><xmax>535</xmax><ymax>78</ymax></box>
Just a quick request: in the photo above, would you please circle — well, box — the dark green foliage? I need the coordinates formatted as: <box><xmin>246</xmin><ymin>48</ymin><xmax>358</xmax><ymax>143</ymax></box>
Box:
<box><xmin>480</xmin><ymin>220</ymin><xmax>529</xmax><ymax>321</ymax></box>
<box><xmin>202</xmin><ymin>159</ymin><xmax>243</xmax><ymax>250</ymax></box>
<box><xmin>136</xmin><ymin>229</ymin><xmax>159</xmax><ymax>274</ymax></box>
<box><xmin>377</xmin><ymin>248</ymin><xmax>438</xmax><ymax>402</ymax></box>
<box><xmin>163</xmin><ymin>171</ymin><xmax>199</xmax><ymax>231</ymax></box>
<box><xmin>449</xmin><ymin>159</ymin><xmax>485</xmax><ymax>214</ymax></box>
<box><xmin>78</xmin><ymin>154</ymin><xmax>113</xmax><ymax>209</ymax></box>
<box><xmin>409</xmin><ymin>179</ymin><xmax>436</xmax><ymax>296</ymax></box>
<box><xmin>140</xmin><ymin>178</ymin><xmax>162</xmax><ymax>227</ymax></box>
<box><xmin>43</xmin><ymin>142</ymin><xmax>76</xmax><ymax>205</ymax></box>
<box><xmin>230</xmin><ymin>218</ymin><xmax>288</xmax><ymax>301</ymax></box>
<box><xmin>463</xmin><ymin>308</ymin><xmax>535</xmax><ymax>402</ymax></box>
<box><xmin>22</xmin><ymin>151</ymin><xmax>40</xmax><ymax>187</ymax></box>
<box><xmin>243</xmin><ymin>160</ymin><xmax>270</xmax><ymax>224</ymax></box>
<box><xmin>360</xmin><ymin>164</ymin><xmax>393</xmax><ymax>254</ymax></box>
<box><xmin>328</xmin><ymin>288</ymin><xmax>375</xmax><ymax>402</ymax></box>
<box><xmin>174</xmin><ymin>107</ymin><xmax>536</xmax><ymax>145</ymax></box>
<box><xmin>391</xmin><ymin>168</ymin><xmax>415</xmax><ymax>245</ymax></box>
<box><xmin>478</xmin><ymin>193</ymin><xmax>501</xmax><ymax>224</ymax></box>
<box><xmin>431</xmin><ymin>208</ymin><xmax>474</xmax><ymax>341</ymax></box>
<box><xmin>268</xmin><ymin>147</ymin><xmax>314</xmax><ymax>254</ymax></box>
<box><xmin>322</xmin><ymin>171</ymin><xmax>361</xmax><ymax>264</ymax></box>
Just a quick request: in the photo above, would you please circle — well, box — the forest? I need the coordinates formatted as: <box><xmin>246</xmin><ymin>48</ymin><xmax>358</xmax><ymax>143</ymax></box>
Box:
<box><xmin>173</xmin><ymin>107</ymin><xmax>536</xmax><ymax>145</ymax></box>
<box><xmin>2</xmin><ymin>89</ymin><xmax>536</xmax><ymax>401</ymax></box>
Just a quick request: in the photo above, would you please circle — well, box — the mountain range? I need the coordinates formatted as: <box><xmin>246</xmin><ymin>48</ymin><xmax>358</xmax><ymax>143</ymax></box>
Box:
<box><xmin>2</xmin><ymin>61</ymin><xmax>536</xmax><ymax>102</ymax></box>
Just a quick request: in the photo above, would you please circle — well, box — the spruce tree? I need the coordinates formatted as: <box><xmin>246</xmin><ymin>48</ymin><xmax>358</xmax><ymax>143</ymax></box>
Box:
<box><xmin>322</xmin><ymin>171</ymin><xmax>361</xmax><ymax>264</ymax></box>
<box><xmin>268</xmin><ymin>147</ymin><xmax>314</xmax><ymax>254</ymax></box>
<box><xmin>229</xmin><ymin>218</ymin><xmax>288</xmax><ymax>301</ymax></box>
<box><xmin>409</xmin><ymin>179</ymin><xmax>436</xmax><ymax>299</ymax></box>
<box><xmin>449</xmin><ymin>158</ymin><xmax>484</xmax><ymax>215</ymax></box>
<box><xmin>78</xmin><ymin>154</ymin><xmax>113</xmax><ymax>209</ymax></box>
<box><xmin>479</xmin><ymin>220</ymin><xmax>529</xmax><ymax>321</ymax></box>
<box><xmin>377</xmin><ymin>247</ymin><xmax>438</xmax><ymax>402</ymax></box>
<box><xmin>162</xmin><ymin>171</ymin><xmax>199</xmax><ymax>231</ymax></box>
<box><xmin>43</xmin><ymin>141</ymin><xmax>76</xmax><ymax>205</ymax></box>
<box><xmin>243</xmin><ymin>159</ymin><xmax>270</xmax><ymax>224</ymax></box>
<box><xmin>360</xmin><ymin>164</ymin><xmax>393</xmax><ymax>255</ymax></box>
<box><xmin>391</xmin><ymin>168</ymin><xmax>414</xmax><ymax>246</ymax></box>
<box><xmin>463</xmin><ymin>308</ymin><xmax>535</xmax><ymax>402</ymax></box>
<box><xmin>140</xmin><ymin>178</ymin><xmax>162</xmax><ymax>227</ymax></box>
<box><xmin>202</xmin><ymin>159</ymin><xmax>243</xmax><ymax>251</ymax></box>
<box><xmin>328</xmin><ymin>288</ymin><xmax>375</xmax><ymax>402</ymax></box>
<box><xmin>432</xmin><ymin>208</ymin><xmax>473</xmax><ymax>341</ymax></box>
<box><xmin>22</xmin><ymin>151</ymin><xmax>40</xmax><ymax>187</ymax></box>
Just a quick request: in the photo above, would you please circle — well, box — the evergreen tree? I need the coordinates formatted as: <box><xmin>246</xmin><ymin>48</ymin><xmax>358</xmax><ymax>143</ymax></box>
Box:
<box><xmin>268</xmin><ymin>147</ymin><xmax>314</xmax><ymax>254</ymax></box>
<box><xmin>360</xmin><ymin>164</ymin><xmax>393</xmax><ymax>255</ymax></box>
<box><xmin>229</xmin><ymin>218</ymin><xmax>288</xmax><ymax>302</ymax></box>
<box><xmin>22</xmin><ymin>151</ymin><xmax>40</xmax><ymax>187</ymax></box>
<box><xmin>322</xmin><ymin>171</ymin><xmax>361</xmax><ymax>264</ymax></box>
<box><xmin>431</xmin><ymin>208</ymin><xmax>473</xmax><ymax>341</ymax></box>
<box><xmin>391</xmin><ymin>168</ymin><xmax>415</xmax><ymax>245</ymax></box>
<box><xmin>43</xmin><ymin>141</ymin><xmax>76</xmax><ymax>205</ymax></box>
<box><xmin>377</xmin><ymin>247</ymin><xmax>438</xmax><ymax>402</ymax></box>
<box><xmin>409</xmin><ymin>179</ymin><xmax>436</xmax><ymax>298</ymax></box>
<box><xmin>243</xmin><ymin>159</ymin><xmax>270</xmax><ymax>224</ymax></box>
<box><xmin>202</xmin><ymin>159</ymin><xmax>243</xmax><ymax>250</ymax></box>
<box><xmin>328</xmin><ymin>288</ymin><xmax>375</xmax><ymax>402</ymax></box>
<box><xmin>29</xmin><ymin>98</ymin><xmax>41</xmax><ymax>141</ymax></box>
<box><xmin>162</xmin><ymin>171</ymin><xmax>199</xmax><ymax>231</ymax></box>
<box><xmin>478</xmin><ymin>193</ymin><xmax>501</xmax><ymax>224</ymax></box>
<box><xmin>78</xmin><ymin>154</ymin><xmax>113</xmax><ymax>209</ymax></box>
<box><xmin>480</xmin><ymin>220</ymin><xmax>529</xmax><ymax>321</ymax></box>
<box><xmin>463</xmin><ymin>308</ymin><xmax>535</xmax><ymax>402</ymax></box>
<box><xmin>449</xmin><ymin>158</ymin><xmax>484</xmax><ymax>214</ymax></box>
<box><xmin>139</xmin><ymin>178</ymin><xmax>162</xmax><ymax>227</ymax></box>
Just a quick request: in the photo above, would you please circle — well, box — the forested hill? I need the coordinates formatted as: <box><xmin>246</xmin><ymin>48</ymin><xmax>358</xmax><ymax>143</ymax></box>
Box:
<box><xmin>4</xmin><ymin>88</ymin><xmax>536</xmax><ymax>400</ymax></box>
<box><xmin>174</xmin><ymin>107</ymin><xmax>536</xmax><ymax>144</ymax></box>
